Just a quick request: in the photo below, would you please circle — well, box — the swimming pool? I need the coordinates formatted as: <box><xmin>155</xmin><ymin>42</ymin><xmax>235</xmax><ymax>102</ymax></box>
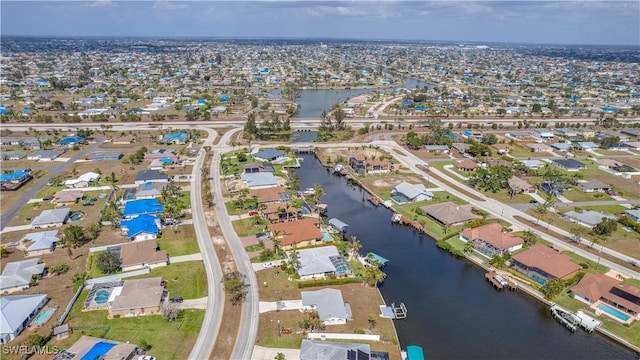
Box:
<box><xmin>81</xmin><ymin>342</ymin><xmax>116</xmax><ymax>360</ymax></box>
<box><xmin>70</xmin><ymin>212</ymin><xmax>84</xmax><ymax>221</ymax></box>
<box><xmin>34</xmin><ymin>309</ymin><xmax>53</xmax><ymax>325</ymax></box>
<box><xmin>598</xmin><ymin>303</ymin><xmax>630</xmax><ymax>322</ymax></box>
<box><xmin>322</xmin><ymin>231</ymin><xmax>332</xmax><ymax>241</ymax></box>
<box><xmin>94</xmin><ymin>290</ymin><xmax>110</xmax><ymax>304</ymax></box>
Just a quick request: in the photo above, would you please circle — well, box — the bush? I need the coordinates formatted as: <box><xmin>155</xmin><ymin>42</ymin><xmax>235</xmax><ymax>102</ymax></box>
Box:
<box><xmin>297</xmin><ymin>277</ymin><xmax>361</xmax><ymax>288</ymax></box>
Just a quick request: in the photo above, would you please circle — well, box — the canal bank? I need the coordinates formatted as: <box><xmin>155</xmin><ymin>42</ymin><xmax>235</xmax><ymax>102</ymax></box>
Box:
<box><xmin>295</xmin><ymin>154</ymin><xmax>637</xmax><ymax>359</ymax></box>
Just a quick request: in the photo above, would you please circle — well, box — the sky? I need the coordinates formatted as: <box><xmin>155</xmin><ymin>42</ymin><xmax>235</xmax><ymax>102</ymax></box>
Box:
<box><xmin>1</xmin><ymin>1</ymin><xmax>639</xmax><ymax>46</ymax></box>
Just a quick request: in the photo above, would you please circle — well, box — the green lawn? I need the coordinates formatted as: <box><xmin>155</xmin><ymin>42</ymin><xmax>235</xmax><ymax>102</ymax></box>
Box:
<box><xmin>36</xmin><ymin>185</ymin><xmax>65</xmax><ymax>198</ymax></box>
<box><xmin>232</xmin><ymin>217</ymin><xmax>268</xmax><ymax>237</ymax></box>
<box><xmin>225</xmin><ymin>201</ymin><xmax>248</xmax><ymax>215</ymax></box>
<box><xmin>560</xmin><ymin>251</ymin><xmax>610</xmax><ymax>274</ymax></box>
<box><xmin>60</xmin><ymin>290</ymin><xmax>204</xmax><ymax>360</ymax></box>
<box><xmin>509</xmin><ymin>145</ymin><xmax>547</xmax><ymax>158</ymax></box>
<box><xmin>157</xmin><ymin>237</ymin><xmax>200</xmax><ymax>256</ymax></box>
<box><xmin>129</xmin><ymin>261</ymin><xmax>207</xmax><ymax>299</ymax></box>
<box><xmin>561</xmin><ymin>188</ymin><xmax>613</xmax><ymax>202</ymax></box>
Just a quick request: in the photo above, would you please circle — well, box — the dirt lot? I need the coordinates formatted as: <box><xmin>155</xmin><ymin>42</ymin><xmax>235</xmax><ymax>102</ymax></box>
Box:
<box><xmin>315</xmin><ymin>147</ymin><xmax>393</xmax><ymax>166</ymax></box>
<box><xmin>359</xmin><ymin>174</ymin><xmax>429</xmax><ymax>195</ymax></box>
<box><xmin>255</xmin><ymin>269</ymin><xmax>400</xmax><ymax>358</ymax></box>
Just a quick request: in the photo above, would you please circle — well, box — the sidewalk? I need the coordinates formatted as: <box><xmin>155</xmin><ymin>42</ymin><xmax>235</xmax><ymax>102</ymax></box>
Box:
<box><xmin>170</xmin><ymin>253</ymin><xmax>203</xmax><ymax>263</ymax></box>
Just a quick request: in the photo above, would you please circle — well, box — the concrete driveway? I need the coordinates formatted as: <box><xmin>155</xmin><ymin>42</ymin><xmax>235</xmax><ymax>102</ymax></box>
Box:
<box><xmin>259</xmin><ymin>300</ymin><xmax>302</xmax><ymax>313</ymax></box>
<box><xmin>252</xmin><ymin>345</ymin><xmax>300</xmax><ymax>360</ymax></box>
<box><xmin>252</xmin><ymin>260</ymin><xmax>283</xmax><ymax>272</ymax></box>
<box><xmin>177</xmin><ymin>297</ymin><xmax>208</xmax><ymax>310</ymax></box>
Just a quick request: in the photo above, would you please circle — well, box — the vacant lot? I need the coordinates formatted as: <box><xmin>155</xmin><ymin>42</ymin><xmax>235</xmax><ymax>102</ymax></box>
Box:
<box><xmin>359</xmin><ymin>173</ymin><xmax>432</xmax><ymax>195</ymax></box>
<box><xmin>255</xmin><ymin>269</ymin><xmax>401</xmax><ymax>359</ymax></box>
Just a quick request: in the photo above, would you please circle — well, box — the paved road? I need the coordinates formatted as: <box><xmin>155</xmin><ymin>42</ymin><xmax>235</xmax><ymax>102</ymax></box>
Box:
<box><xmin>0</xmin><ymin>138</ymin><xmax>104</xmax><ymax>230</ymax></box>
<box><xmin>554</xmin><ymin>199</ymin><xmax>640</xmax><ymax>208</ymax></box>
<box><xmin>187</xmin><ymin>128</ymin><xmax>226</xmax><ymax>360</ymax></box>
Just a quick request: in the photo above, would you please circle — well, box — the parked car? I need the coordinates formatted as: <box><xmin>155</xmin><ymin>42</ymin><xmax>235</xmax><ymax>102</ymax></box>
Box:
<box><xmin>43</xmin><ymin>196</ymin><xmax>53</xmax><ymax>201</ymax></box>
<box><xmin>138</xmin><ymin>356</ymin><xmax>156</xmax><ymax>360</ymax></box>
<box><xmin>248</xmin><ymin>211</ymin><xmax>258</xmax><ymax>216</ymax></box>
<box><xmin>529</xmin><ymin>199</ymin><xmax>539</xmax><ymax>204</ymax></box>
<box><xmin>169</xmin><ymin>296</ymin><xmax>183</xmax><ymax>303</ymax></box>
<box><xmin>263</xmin><ymin>262</ymin><xmax>275</xmax><ymax>268</ymax></box>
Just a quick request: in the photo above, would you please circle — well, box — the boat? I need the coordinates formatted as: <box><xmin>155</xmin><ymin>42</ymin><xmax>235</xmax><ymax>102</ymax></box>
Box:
<box><xmin>403</xmin><ymin>345</ymin><xmax>424</xmax><ymax>360</ymax></box>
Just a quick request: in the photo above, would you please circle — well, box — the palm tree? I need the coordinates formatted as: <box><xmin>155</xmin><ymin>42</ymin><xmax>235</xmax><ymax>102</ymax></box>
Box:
<box><xmin>349</xmin><ymin>236</ymin><xmax>362</xmax><ymax>260</ymax></box>
<box><xmin>313</xmin><ymin>183</ymin><xmax>324</xmax><ymax>210</ymax></box>
<box><xmin>521</xmin><ymin>230</ymin><xmax>537</xmax><ymax>247</ymax></box>
<box><xmin>362</xmin><ymin>266</ymin><xmax>387</xmax><ymax>287</ymax></box>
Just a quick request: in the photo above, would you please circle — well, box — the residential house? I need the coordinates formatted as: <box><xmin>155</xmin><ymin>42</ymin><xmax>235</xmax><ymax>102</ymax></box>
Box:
<box><xmin>562</xmin><ymin>210</ymin><xmax>616</xmax><ymax>228</ymax></box>
<box><xmin>0</xmin><ymin>258</ymin><xmax>46</xmax><ymax>294</ymax></box>
<box><xmin>420</xmin><ymin>202</ymin><xmax>481</xmax><ymax>227</ymax></box>
<box><xmin>533</xmin><ymin>129</ymin><xmax>555</xmax><ymax>140</ymax></box>
<box><xmin>624</xmin><ymin>209</ymin><xmax>640</xmax><ymax>222</ymax></box>
<box><xmin>459</xmin><ymin>223</ymin><xmax>524</xmax><ymax>257</ymax></box>
<box><xmin>299</xmin><ymin>340</ymin><xmax>370</xmax><ymax>360</ymax></box>
<box><xmin>0</xmin><ymin>294</ymin><xmax>48</xmax><ymax>343</ymax></box>
<box><xmin>492</xmin><ymin>143</ymin><xmax>512</xmax><ymax>155</ymax></box>
<box><xmin>571</xmin><ymin>273</ymin><xmax>640</xmax><ymax>320</ymax></box>
<box><xmin>89</xmin><ymin>151</ymin><xmax>124</xmax><ymax>161</ymax></box>
<box><xmin>348</xmin><ymin>154</ymin><xmax>391</xmax><ymax>175</ymax></box>
<box><xmin>550</xmin><ymin>142</ymin><xmax>572</xmax><ymax>152</ymax></box>
<box><xmin>390</xmin><ymin>182</ymin><xmax>433</xmax><ymax>203</ymax></box>
<box><xmin>22</xmin><ymin>231</ymin><xmax>59</xmax><ymax>257</ymax></box>
<box><xmin>249</xmin><ymin>186</ymin><xmax>289</xmax><ymax>204</ymax></box>
<box><xmin>243</xmin><ymin>162</ymin><xmax>275</xmax><ymax>173</ymax></box>
<box><xmin>424</xmin><ymin>145</ymin><xmax>450</xmax><ymax>153</ymax></box>
<box><xmin>120</xmin><ymin>241</ymin><xmax>168</xmax><ymax>272</ymax></box>
<box><xmin>294</xmin><ymin>246</ymin><xmax>353</xmax><ymax>280</ymax></box>
<box><xmin>506</xmin><ymin>131</ymin><xmax>530</xmax><ymax>140</ymax></box>
<box><xmin>525</xmin><ymin>143</ymin><xmax>551</xmax><ymax>153</ymax></box>
<box><xmin>268</xmin><ymin>218</ymin><xmax>323</xmax><ymax>249</ymax></box>
<box><xmin>144</xmin><ymin>149</ymin><xmax>178</xmax><ymax>163</ymax></box>
<box><xmin>27</xmin><ymin>150</ymin><xmax>63</xmax><ymax>162</ymax></box>
<box><xmin>134</xmin><ymin>182</ymin><xmax>165</xmax><ymax>199</ymax></box>
<box><xmin>301</xmin><ymin>288</ymin><xmax>351</xmax><ymax>325</ymax></box>
<box><xmin>452</xmin><ymin>143</ymin><xmax>471</xmax><ymax>154</ymax></box>
<box><xmin>520</xmin><ymin>160</ymin><xmax>545</xmax><ymax>170</ymax></box>
<box><xmin>58</xmin><ymin>136</ymin><xmax>85</xmax><ymax>147</ymax></box>
<box><xmin>53</xmin><ymin>190</ymin><xmax>83</xmax><ymax>205</ymax></box>
<box><xmin>253</xmin><ymin>148</ymin><xmax>286</xmax><ymax>162</ymax></box>
<box><xmin>454</xmin><ymin>160</ymin><xmax>479</xmax><ymax>172</ymax></box>
<box><xmin>488</xmin><ymin>159</ymin><xmax>512</xmax><ymax>168</ymax></box>
<box><xmin>0</xmin><ymin>151</ymin><xmax>26</xmax><ymax>160</ymax></box>
<box><xmin>327</xmin><ymin>218</ymin><xmax>349</xmax><ymax>233</ymax></box>
<box><xmin>122</xmin><ymin>199</ymin><xmax>164</xmax><ymax>219</ymax></box>
<box><xmin>64</xmin><ymin>172</ymin><xmax>100</xmax><ymax>188</ymax></box>
<box><xmin>53</xmin><ymin>336</ymin><xmax>139</xmax><ymax>360</ymax></box>
<box><xmin>241</xmin><ymin>172</ymin><xmax>279</xmax><ymax>190</ymax></box>
<box><xmin>134</xmin><ymin>169</ymin><xmax>169</xmax><ymax>185</ymax></box>
<box><xmin>552</xmin><ymin>159</ymin><xmax>586</xmax><ymax>171</ymax></box>
<box><xmin>120</xmin><ymin>214</ymin><xmax>161</xmax><ymax>241</ymax></box>
<box><xmin>510</xmin><ymin>244</ymin><xmax>581</xmax><ymax>284</ymax></box>
<box><xmin>109</xmin><ymin>277</ymin><xmax>166</xmax><ymax>318</ymax></box>
<box><xmin>576</xmin><ymin>142</ymin><xmax>599</xmax><ymax>151</ymax></box>
<box><xmin>112</xmin><ymin>136</ymin><xmax>136</xmax><ymax>145</ymax></box>
<box><xmin>31</xmin><ymin>208</ymin><xmax>70</xmax><ymax>228</ymax></box>
<box><xmin>261</xmin><ymin>202</ymin><xmax>301</xmax><ymax>223</ymax></box>
<box><xmin>160</xmin><ymin>132</ymin><xmax>190</xmax><ymax>145</ymax></box>
<box><xmin>576</xmin><ymin>180</ymin><xmax>611</xmax><ymax>193</ymax></box>
<box><xmin>621</xmin><ymin>128</ymin><xmax>640</xmax><ymax>138</ymax></box>
<box><xmin>508</xmin><ymin>176</ymin><xmax>537</xmax><ymax>194</ymax></box>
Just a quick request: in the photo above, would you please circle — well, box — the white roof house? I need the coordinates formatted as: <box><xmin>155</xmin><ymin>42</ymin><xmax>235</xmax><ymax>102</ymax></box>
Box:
<box><xmin>563</xmin><ymin>210</ymin><xmax>616</xmax><ymax>228</ymax></box>
<box><xmin>391</xmin><ymin>182</ymin><xmax>433</xmax><ymax>202</ymax></box>
<box><xmin>0</xmin><ymin>294</ymin><xmax>48</xmax><ymax>343</ymax></box>
<box><xmin>0</xmin><ymin>258</ymin><xmax>46</xmax><ymax>294</ymax></box>
<box><xmin>294</xmin><ymin>246</ymin><xmax>352</xmax><ymax>280</ymax></box>
<box><xmin>23</xmin><ymin>230</ymin><xmax>59</xmax><ymax>256</ymax></box>
<box><xmin>301</xmin><ymin>288</ymin><xmax>351</xmax><ymax>325</ymax></box>
<box><xmin>64</xmin><ymin>172</ymin><xmax>100</xmax><ymax>188</ymax></box>
<box><xmin>300</xmin><ymin>340</ymin><xmax>370</xmax><ymax>360</ymax></box>
<box><xmin>31</xmin><ymin>208</ymin><xmax>71</xmax><ymax>228</ymax></box>
<box><xmin>241</xmin><ymin>172</ymin><xmax>278</xmax><ymax>190</ymax></box>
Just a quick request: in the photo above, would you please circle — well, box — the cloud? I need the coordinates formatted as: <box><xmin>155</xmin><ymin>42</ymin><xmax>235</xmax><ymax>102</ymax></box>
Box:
<box><xmin>305</xmin><ymin>5</ymin><xmax>366</xmax><ymax>17</ymax></box>
<box><xmin>153</xmin><ymin>0</ymin><xmax>191</xmax><ymax>10</ymax></box>
<box><xmin>84</xmin><ymin>0</ymin><xmax>113</xmax><ymax>8</ymax></box>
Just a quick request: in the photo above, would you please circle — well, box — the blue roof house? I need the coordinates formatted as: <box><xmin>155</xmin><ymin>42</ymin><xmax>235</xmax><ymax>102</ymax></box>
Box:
<box><xmin>120</xmin><ymin>214</ymin><xmax>161</xmax><ymax>241</ymax></box>
<box><xmin>122</xmin><ymin>198</ymin><xmax>164</xmax><ymax>219</ymax></box>
<box><xmin>58</xmin><ymin>136</ymin><xmax>85</xmax><ymax>146</ymax></box>
<box><xmin>161</xmin><ymin>132</ymin><xmax>190</xmax><ymax>145</ymax></box>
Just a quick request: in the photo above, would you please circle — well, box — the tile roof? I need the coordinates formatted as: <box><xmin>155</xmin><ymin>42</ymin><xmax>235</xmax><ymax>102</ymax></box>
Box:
<box><xmin>420</xmin><ymin>202</ymin><xmax>480</xmax><ymax>225</ymax></box>
<box><xmin>512</xmin><ymin>244</ymin><xmax>580</xmax><ymax>279</ymax></box>
<box><xmin>110</xmin><ymin>277</ymin><xmax>164</xmax><ymax>311</ymax></box>
<box><xmin>460</xmin><ymin>223</ymin><xmax>523</xmax><ymax>251</ymax></box>
<box><xmin>269</xmin><ymin>218</ymin><xmax>322</xmax><ymax>246</ymax></box>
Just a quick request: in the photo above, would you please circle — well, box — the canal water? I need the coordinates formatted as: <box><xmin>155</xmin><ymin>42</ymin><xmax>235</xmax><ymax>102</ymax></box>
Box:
<box><xmin>295</xmin><ymin>154</ymin><xmax>636</xmax><ymax>359</ymax></box>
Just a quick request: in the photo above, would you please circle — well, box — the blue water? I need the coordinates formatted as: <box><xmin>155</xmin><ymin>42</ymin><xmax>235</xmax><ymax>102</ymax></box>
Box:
<box><xmin>34</xmin><ymin>309</ymin><xmax>53</xmax><ymax>325</ymax></box>
<box><xmin>322</xmin><ymin>231</ymin><xmax>333</xmax><ymax>241</ymax></box>
<box><xmin>598</xmin><ymin>303</ymin><xmax>631</xmax><ymax>321</ymax></box>
<box><xmin>94</xmin><ymin>290</ymin><xmax>110</xmax><ymax>304</ymax></box>
<box><xmin>81</xmin><ymin>341</ymin><xmax>116</xmax><ymax>360</ymax></box>
<box><xmin>70</xmin><ymin>212</ymin><xmax>83</xmax><ymax>221</ymax></box>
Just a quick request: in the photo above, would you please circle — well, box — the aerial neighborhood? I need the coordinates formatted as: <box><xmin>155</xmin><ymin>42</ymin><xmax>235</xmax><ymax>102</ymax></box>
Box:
<box><xmin>0</xmin><ymin>35</ymin><xmax>639</xmax><ymax>360</ymax></box>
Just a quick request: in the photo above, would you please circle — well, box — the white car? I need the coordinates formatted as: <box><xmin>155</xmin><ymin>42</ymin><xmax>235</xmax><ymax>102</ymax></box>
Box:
<box><xmin>139</xmin><ymin>356</ymin><xmax>156</xmax><ymax>360</ymax></box>
<box><xmin>262</xmin><ymin>262</ymin><xmax>275</xmax><ymax>268</ymax></box>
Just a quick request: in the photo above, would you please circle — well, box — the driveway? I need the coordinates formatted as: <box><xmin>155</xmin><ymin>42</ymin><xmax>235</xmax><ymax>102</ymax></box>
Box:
<box><xmin>252</xmin><ymin>346</ymin><xmax>300</xmax><ymax>360</ymax></box>
<box><xmin>177</xmin><ymin>297</ymin><xmax>208</xmax><ymax>310</ymax></box>
<box><xmin>252</xmin><ymin>260</ymin><xmax>283</xmax><ymax>272</ymax></box>
<box><xmin>258</xmin><ymin>300</ymin><xmax>302</xmax><ymax>313</ymax></box>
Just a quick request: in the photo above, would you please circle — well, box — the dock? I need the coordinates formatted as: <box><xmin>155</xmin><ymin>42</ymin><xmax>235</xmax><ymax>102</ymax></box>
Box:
<box><xmin>485</xmin><ymin>271</ymin><xmax>518</xmax><ymax>291</ymax></box>
<box><xmin>368</xmin><ymin>195</ymin><xmax>381</xmax><ymax>206</ymax></box>
<box><xmin>380</xmin><ymin>302</ymin><xmax>407</xmax><ymax>319</ymax></box>
<box><xmin>550</xmin><ymin>304</ymin><xmax>601</xmax><ymax>333</ymax></box>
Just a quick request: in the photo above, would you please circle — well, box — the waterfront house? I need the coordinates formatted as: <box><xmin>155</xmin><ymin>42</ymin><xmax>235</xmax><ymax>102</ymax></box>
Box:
<box><xmin>562</xmin><ymin>210</ymin><xmax>616</xmax><ymax>228</ymax></box>
<box><xmin>260</xmin><ymin>202</ymin><xmax>301</xmax><ymax>223</ymax></box>
<box><xmin>253</xmin><ymin>148</ymin><xmax>286</xmax><ymax>162</ymax></box>
<box><xmin>53</xmin><ymin>190</ymin><xmax>83</xmax><ymax>205</ymax></box>
<box><xmin>327</xmin><ymin>218</ymin><xmax>349</xmax><ymax>233</ymax></box>
<box><xmin>348</xmin><ymin>154</ymin><xmax>391</xmax><ymax>175</ymax></box>
<box><xmin>294</xmin><ymin>245</ymin><xmax>352</xmax><ymax>280</ymax></box>
<box><xmin>109</xmin><ymin>277</ymin><xmax>165</xmax><ymax>318</ymax></box>
<box><xmin>64</xmin><ymin>172</ymin><xmax>100</xmax><ymax>188</ymax></box>
<box><xmin>122</xmin><ymin>199</ymin><xmax>164</xmax><ymax>219</ymax></box>
<box><xmin>300</xmin><ymin>340</ymin><xmax>371</xmax><ymax>360</ymax></box>
<box><xmin>0</xmin><ymin>258</ymin><xmax>46</xmax><ymax>294</ymax></box>
<box><xmin>571</xmin><ymin>273</ymin><xmax>640</xmax><ymax>321</ymax></box>
<box><xmin>31</xmin><ymin>208</ymin><xmax>70</xmax><ymax>228</ymax></box>
<box><xmin>459</xmin><ymin>223</ymin><xmax>524</xmax><ymax>257</ymax></box>
<box><xmin>390</xmin><ymin>182</ymin><xmax>433</xmax><ymax>203</ymax></box>
<box><xmin>268</xmin><ymin>218</ymin><xmax>323</xmax><ymax>249</ymax></box>
<box><xmin>301</xmin><ymin>288</ymin><xmax>351</xmax><ymax>325</ymax></box>
<box><xmin>454</xmin><ymin>160</ymin><xmax>479</xmax><ymax>172</ymax></box>
<box><xmin>0</xmin><ymin>294</ymin><xmax>48</xmax><ymax>343</ymax></box>
<box><xmin>22</xmin><ymin>230</ymin><xmax>59</xmax><ymax>257</ymax></box>
<box><xmin>120</xmin><ymin>241</ymin><xmax>168</xmax><ymax>272</ymax></box>
<box><xmin>250</xmin><ymin>186</ymin><xmax>289</xmax><ymax>204</ymax></box>
<box><xmin>576</xmin><ymin>180</ymin><xmax>611</xmax><ymax>193</ymax></box>
<box><xmin>552</xmin><ymin>159</ymin><xmax>586</xmax><ymax>171</ymax></box>
<box><xmin>134</xmin><ymin>169</ymin><xmax>169</xmax><ymax>185</ymax></box>
<box><xmin>508</xmin><ymin>176</ymin><xmax>537</xmax><ymax>194</ymax></box>
<box><xmin>420</xmin><ymin>202</ymin><xmax>481</xmax><ymax>227</ymax></box>
<box><xmin>241</xmin><ymin>172</ymin><xmax>279</xmax><ymax>190</ymax></box>
<box><xmin>510</xmin><ymin>244</ymin><xmax>580</xmax><ymax>284</ymax></box>
<box><xmin>244</xmin><ymin>162</ymin><xmax>275</xmax><ymax>173</ymax></box>
<box><xmin>120</xmin><ymin>214</ymin><xmax>161</xmax><ymax>241</ymax></box>
<box><xmin>624</xmin><ymin>209</ymin><xmax>640</xmax><ymax>222</ymax></box>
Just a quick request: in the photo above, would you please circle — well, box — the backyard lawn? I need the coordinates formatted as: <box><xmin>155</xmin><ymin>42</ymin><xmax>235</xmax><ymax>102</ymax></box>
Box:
<box><xmin>561</xmin><ymin>188</ymin><xmax>613</xmax><ymax>202</ymax></box>
<box><xmin>232</xmin><ymin>217</ymin><xmax>269</xmax><ymax>237</ymax></box>
<box><xmin>129</xmin><ymin>261</ymin><xmax>207</xmax><ymax>299</ymax></box>
<box><xmin>157</xmin><ymin>236</ymin><xmax>200</xmax><ymax>257</ymax></box>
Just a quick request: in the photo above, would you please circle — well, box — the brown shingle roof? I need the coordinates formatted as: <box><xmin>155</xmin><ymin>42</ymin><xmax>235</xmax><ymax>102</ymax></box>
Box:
<box><xmin>460</xmin><ymin>223</ymin><xmax>523</xmax><ymax>251</ymax></box>
<box><xmin>268</xmin><ymin>218</ymin><xmax>322</xmax><ymax>246</ymax></box>
<box><xmin>250</xmin><ymin>186</ymin><xmax>286</xmax><ymax>203</ymax></box>
<box><xmin>54</xmin><ymin>189</ymin><xmax>83</xmax><ymax>203</ymax></box>
<box><xmin>512</xmin><ymin>244</ymin><xmax>580</xmax><ymax>279</ymax></box>
<box><xmin>110</xmin><ymin>277</ymin><xmax>164</xmax><ymax>311</ymax></box>
<box><xmin>120</xmin><ymin>241</ymin><xmax>167</xmax><ymax>268</ymax></box>
<box><xmin>455</xmin><ymin>160</ymin><xmax>479</xmax><ymax>170</ymax></box>
<box><xmin>420</xmin><ymin>202</ymin><xmax>481</xmax><ymax>226</ymax></box>
<box><xmin>508</xmin><ymin>176</ymin><xmax>533</xmax><ymax>191</ymax></box>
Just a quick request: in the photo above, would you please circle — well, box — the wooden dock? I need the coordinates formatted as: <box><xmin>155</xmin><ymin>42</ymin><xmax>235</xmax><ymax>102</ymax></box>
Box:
<box><xmin>368</xmin><ymin>195</ymin><xmax>381</xmax><ymax>206</ymax></box>
<box><xmin>486</xmin><ymin>271</ymin><xmax>518</xmax><ymax>291</ymax></box>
